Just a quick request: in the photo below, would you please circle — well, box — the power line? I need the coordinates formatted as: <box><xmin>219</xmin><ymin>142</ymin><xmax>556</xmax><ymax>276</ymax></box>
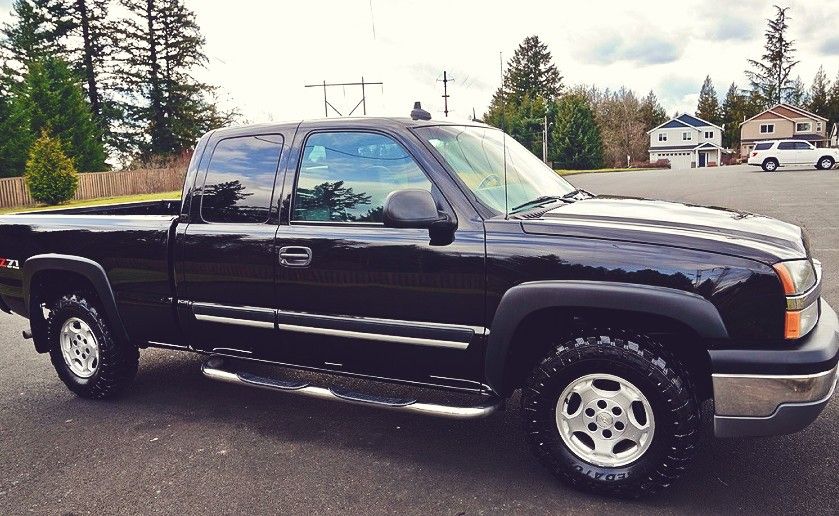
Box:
<box><xmin>304</xmin><ymin>77</ymin><xmax>383</xmax><ymax>117</ymax></box>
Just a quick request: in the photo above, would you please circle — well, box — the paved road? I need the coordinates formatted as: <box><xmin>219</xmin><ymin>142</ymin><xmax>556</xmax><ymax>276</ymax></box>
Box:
<box><xmin>1</xmin><ymin>164</ymin><xmax>837</xmax><ymax>515</ymax></box>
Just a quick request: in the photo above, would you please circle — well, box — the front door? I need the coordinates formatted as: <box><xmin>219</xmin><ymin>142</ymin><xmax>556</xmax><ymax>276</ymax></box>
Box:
<box><xmin>177</xmin><ymin>131</ymin><xmax>289</xmax><ymax>355</ymax></box>
<box><xmin>269</xmin><ymin>128</ymin><xmax>486</xmax><ymax>387</ymax></box>
<box><xmin>698</xmin><ymin>151</ymin><xmax>706</xmax><ymax>167</ymax></box>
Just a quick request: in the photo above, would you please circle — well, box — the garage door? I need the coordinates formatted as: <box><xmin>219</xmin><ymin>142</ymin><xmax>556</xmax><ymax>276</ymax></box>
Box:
<box><xmin>654</xmin><ymin>152</ymin><xmax>691</xmax><ymax>170</ymax></box>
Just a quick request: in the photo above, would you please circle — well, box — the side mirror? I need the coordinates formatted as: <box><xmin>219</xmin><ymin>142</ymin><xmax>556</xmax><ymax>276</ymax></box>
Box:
<box><xmin>383</xmin><ymin>189</ymin><xmax>444</xmax><ymax>229</ymax></box>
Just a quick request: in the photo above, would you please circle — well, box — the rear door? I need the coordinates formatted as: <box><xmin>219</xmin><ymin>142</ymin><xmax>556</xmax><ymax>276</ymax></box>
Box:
<box><xmin>775</xmin><ymin>141</ymin><xmax>797</xmax><ymax>164</ymax></box>
<box><xmin>177</xmin><ymin>129</ymin><xmax>292</xmax><ymax>355</ymax></box>
<box><xmin>795</xmin><ymin>141</ymin><xmax>816</xmax><ymax>165</ymax></box>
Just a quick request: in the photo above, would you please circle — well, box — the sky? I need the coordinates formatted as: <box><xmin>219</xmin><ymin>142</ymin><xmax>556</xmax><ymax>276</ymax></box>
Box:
<box><xmin>3</xmin><ymin>0</ymin><xmax>839</xmax><ymax>124</ymax></box>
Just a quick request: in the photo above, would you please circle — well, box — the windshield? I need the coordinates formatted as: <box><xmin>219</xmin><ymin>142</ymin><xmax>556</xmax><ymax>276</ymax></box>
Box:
<box><xmin>414</xmin><ymin>125</ymin><xmax>576</xmax><ymax>215</ymax></box>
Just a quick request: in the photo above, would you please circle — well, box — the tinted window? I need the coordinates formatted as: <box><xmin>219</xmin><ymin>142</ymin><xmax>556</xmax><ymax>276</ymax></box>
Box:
<box><xmin>754</xmin><ymin>143</ymin><xmax>773</xmax><ymax>150</ymax></box>
<box><xmin>201</xmin><ymin>135</ymin><xmax>283</xmax><ymax>223</ymax></box>
<box><xmin>777</xmin><ymin>142</ymin><xmax>796</xmax><ymax>150</ymax></box>
<box><xmin>293</xmin><ymin>132</ymin><xmax>432</xmax><ymax>223</ymax></box>
<box><xmin>794</xmin><ymin>142</ymin><xmax>812</xmax><ymax>150</ymax></box>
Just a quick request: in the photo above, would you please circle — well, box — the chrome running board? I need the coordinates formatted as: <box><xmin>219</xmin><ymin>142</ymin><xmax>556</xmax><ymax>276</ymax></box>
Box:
<box><xmin>201</xmin><ymin>357</ymin><xmax>501</xmax><ymax>419</ymax></box>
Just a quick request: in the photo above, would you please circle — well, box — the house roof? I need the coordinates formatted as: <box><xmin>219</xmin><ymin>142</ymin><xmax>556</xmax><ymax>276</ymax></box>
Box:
<box><xmin>741</xmin><ymin>134</ymin><xmax>829</xmax><ymax>143</ymax></box>
<box><xmin>647</xmin><ymin>113</ymin><xmax>722</xmax><ymax>133</ymax></box>
<box><xmin>650</xmin><ymin>142</ymin><xmax>723</xmax><ymax>151</ymax></box>
<box><xmin>740</xmin><ymin>103</ymin><xmax>828</xmax><ymax>126</ymax></box>
<box><xmin>695</xmin><ymin>141</ymin><xmax>723</xmax><ymax>149</ymax></box>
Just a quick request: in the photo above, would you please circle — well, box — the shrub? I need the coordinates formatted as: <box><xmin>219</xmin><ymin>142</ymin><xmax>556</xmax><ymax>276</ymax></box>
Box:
<box><xmin>629</xmin><ymin>159</ymin><xmax>671</xmax><ymax>169</ymax></box>
<box><xmin>25</xmin><ymin>131</ymin><xmax>79</xmax><ymax>205</ymax></box>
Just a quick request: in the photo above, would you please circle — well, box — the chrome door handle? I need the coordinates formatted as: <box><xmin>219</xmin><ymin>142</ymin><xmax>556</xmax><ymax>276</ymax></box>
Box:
<box><xmin>279</xmin><ymin>246</ymin><xmax>312</xmax><ymax>267</ymax></box>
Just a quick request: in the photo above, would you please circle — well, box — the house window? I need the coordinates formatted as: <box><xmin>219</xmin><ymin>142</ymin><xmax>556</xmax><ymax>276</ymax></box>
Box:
<box><xmin>704</xmin><ymin>131</ymin><xmax>714</xmax><ymax>138</ymax></box>
<box><xmin>658</xmin><ymin>133</ymin><xmax>667</xmax><ymax>142</ymax></box>
<box><xmin>796</xmin><ymin>122</ymin><xmax>811</xmax><ymax>132</ymax></box>
<box><xmin>817</xmin><ymin>122</ymin><xmax>822</xmax><ymax>132</ymax></box>
<box><xmin>682</xmin><ymin>132</ymin><xmax>692</xmax><ymax>141</ymax></box>
<box><xmin>760</xmin><ymin>124</ymin><xmax>775</xmax><ymax>134</ymax></box>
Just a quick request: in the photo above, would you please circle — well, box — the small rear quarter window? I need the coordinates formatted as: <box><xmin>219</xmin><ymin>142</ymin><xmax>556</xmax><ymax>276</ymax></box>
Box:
<box><xmin>754</xmin><ymin>143</ymin><xmax>773</xmax><ymax>151</ymax></box>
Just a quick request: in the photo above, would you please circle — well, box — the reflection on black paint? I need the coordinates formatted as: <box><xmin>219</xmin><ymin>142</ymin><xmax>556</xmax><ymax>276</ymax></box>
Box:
<box><xmin>202</xmin><ymin>135</ymin><xmax>283</xmax><ymax>223</ymax></box>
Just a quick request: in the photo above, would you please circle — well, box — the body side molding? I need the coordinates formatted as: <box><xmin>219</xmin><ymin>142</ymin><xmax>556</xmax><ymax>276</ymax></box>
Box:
<box><xmin>484</xmin><ymin>280</ymin><xmax>729</xmax><ymax>395</ymax></box>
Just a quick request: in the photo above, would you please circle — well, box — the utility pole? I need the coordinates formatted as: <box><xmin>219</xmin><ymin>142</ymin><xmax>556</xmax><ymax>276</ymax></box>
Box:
<box><xmin>438</xmin><ymin>71</ymin><xmax>453</xmax><ymax>117</ymax></box>
<box><xmin>304</xmin><ymin>77</ymin><xmax>383</xmax><ymax>117</ymax></box>
<box><xmin>542</xmin><ymin>115</ymin><xmax>548</xmax><ymax>164</ymax></box>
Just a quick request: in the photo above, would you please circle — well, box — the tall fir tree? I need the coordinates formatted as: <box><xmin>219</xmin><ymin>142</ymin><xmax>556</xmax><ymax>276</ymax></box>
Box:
<box><xmin>19</xmin><ymin>57</ymin><xmax>107</xmax><ymax>171</ymax></box>
<box><xmin>0</xmin><ymin>79</ymin><xmax>32</xmax><ymax>177</ymax></box>
<box><xmin>828</xmin><ymin>71</ymin><xmax>839</xmax><ymax>126</ymax></box>
<box><xmin>638</xmin><ymin>90</ymin><xmax>667</xmax><ymax>132</ymax></box>
<box><xmin>695</xmin><ymin>75</ymin><xmax>721</xmax><ymax>124</ymax></box>
<box><xmin>720</xmin><ymin>83</ymin><xmax>745</xmax><ymax>149</ymax></box>
<box><xmin>34</xmin><ymin>0</ymin><xmax>114</xmax><ymax>136</ymax></box>
<box><xmin>115</xmin><ymin>0</ymin><xmax>235</xmax><ymax>157</ymax></box>
<box><xmin>552</xmin><ymin>94</ymin><xmax>603</xmax><ymax>170</ymax></box>
<box><xmin>808</xmin><ymin>66</ymin><xmax>831</xmax><ymax>119</ymax></box>
<box><xmin>745</xmin><ymin>5</ymin><xmax>799</xmax><ymax>108</ymax></box>
<box><xmin>0</xmin><ymin>0</ymin><xmax>58</xmax><ymax>75</ymax></box>
<box><xmin>785</xmin><ymin>76</ymin><xmax>808</xmax><ymax>106</ymax></box>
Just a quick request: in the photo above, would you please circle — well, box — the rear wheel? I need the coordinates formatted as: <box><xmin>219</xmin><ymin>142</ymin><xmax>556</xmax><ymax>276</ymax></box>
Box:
<box><xmin>762</xmin><ymin>159</ymin><xmax>778</xmax><ymax>172</ymax></box>
<box><xmin>817</xmin><ymin>156</ymin><xmax>835</xmax><ymax>170</ymax></box>
<box><xmin>47</xmin><ymin>294</ymin><xmax>138</xmax><ymax>399</ymax></box>
<box><xmin>521</xmin><ymin>331</ymin><xmax>699</xmax><ymax>498</ymax></box>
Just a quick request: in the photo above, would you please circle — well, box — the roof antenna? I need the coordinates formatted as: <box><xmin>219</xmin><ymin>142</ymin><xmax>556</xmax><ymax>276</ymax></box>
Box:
<box><xmin>411</xmin><ymin>101</ymin><xmax>431</xmax><ymax>121</ymax></box>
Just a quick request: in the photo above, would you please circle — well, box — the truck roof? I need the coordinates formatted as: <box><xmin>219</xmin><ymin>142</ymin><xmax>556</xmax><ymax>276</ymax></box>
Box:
<box><xmin>209</xmin><ymin>116</ymin><xmax>492</xmax><ymax>138</ymax></box>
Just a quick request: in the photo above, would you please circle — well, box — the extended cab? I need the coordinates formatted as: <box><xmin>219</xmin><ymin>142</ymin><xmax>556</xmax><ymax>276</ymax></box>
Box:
<box><xmin>1</xmin><ymin>115</ymin><xmax>837</xmax><ymax>497</ymax></box>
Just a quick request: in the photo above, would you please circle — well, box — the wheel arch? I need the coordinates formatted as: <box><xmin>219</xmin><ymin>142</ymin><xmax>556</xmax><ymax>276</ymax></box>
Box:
<box><xmin>23</xmin><ymin>254</ymin><xmax>129</xmax><ymax>352</ymax></box>
<box><xmin>484</xmin><ymin>281</ymin><xmax>728</xmax><ymax>396</ymax></box>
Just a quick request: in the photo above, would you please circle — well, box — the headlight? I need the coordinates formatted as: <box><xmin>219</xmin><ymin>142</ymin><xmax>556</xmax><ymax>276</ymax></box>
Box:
<box><xmin>773</xmin><ymin>260</ymin><xmax>817</xmax><ymax>295</ymax></box>
<box><xmin>773</xmin><ymin>260</ymin><xmax>820</xmax><ymax>339</ymax></box>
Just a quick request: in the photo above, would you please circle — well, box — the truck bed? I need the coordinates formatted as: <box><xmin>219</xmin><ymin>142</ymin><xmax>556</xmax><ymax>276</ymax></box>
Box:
<box><xmin>0</xmin><ymin>200</ymin><xmax>182</xmax><ymax>345</ymax></box>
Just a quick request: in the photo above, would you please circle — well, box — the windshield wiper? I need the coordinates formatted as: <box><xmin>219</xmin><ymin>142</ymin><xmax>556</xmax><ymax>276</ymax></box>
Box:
<box><xmin>510</xmin><ymin>195</ymin><xmax>568</xmax><ymax>213</ymax></box>
<box><xmin>561</xmin><ymin>189</ymin><xmax>593</xmax><ymax>200</ymax></box>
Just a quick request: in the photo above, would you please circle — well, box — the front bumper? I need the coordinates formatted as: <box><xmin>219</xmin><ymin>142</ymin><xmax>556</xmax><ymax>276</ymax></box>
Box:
<box><xmin>710</xmin><ymin>299</ymin><xmax>839</xmax><ymax>438</ymax></box>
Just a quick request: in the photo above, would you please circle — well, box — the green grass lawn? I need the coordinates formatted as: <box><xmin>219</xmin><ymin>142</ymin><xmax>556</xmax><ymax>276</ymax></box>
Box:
<box><xmin>0</xmin><ymin>190</ymin><xmax>180</xmax><ymax>214</ymax></box>
<box><xmin>556</xmin><ymin>167</ymin><xmax>660</xmax><ymax>176</ymax></box>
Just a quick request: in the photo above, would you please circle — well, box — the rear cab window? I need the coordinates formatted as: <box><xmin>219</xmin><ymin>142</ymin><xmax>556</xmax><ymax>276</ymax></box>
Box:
<box><xmin>200</xmin><ymin>135</ymin><xmax>284</xmax><ymax>223</ymax></box>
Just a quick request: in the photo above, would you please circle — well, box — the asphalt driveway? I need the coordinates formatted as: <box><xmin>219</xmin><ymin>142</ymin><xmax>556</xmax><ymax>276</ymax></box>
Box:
<box><xmin>0</xmin><ymin>164</ymin><xmax>836</xmax><ymax>515</ymax></box>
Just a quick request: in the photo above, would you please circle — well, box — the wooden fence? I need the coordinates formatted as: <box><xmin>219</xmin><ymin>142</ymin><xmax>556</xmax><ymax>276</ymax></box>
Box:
<box><xmin>0</xmin><ymin>168</ymin><xmax>185</xmax><ymax>209</ymax></box>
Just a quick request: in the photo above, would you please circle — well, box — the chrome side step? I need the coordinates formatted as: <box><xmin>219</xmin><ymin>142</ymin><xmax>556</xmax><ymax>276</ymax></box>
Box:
<box><xmin>201</xmin><ymin>357</ymin><xmax>501</xmax><ymax>419</ymax></box>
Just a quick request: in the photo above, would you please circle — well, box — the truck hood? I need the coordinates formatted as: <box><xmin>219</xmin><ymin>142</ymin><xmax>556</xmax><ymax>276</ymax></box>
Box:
<box><xmin>521</xmin><ymin>196</ymin><xmax>807</xmax><ymax>263</ymax></box>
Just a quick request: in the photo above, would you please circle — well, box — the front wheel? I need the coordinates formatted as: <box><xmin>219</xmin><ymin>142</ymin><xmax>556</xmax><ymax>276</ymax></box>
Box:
<box><xmin>817</xmin><ymin>156</ymin><xmax>835</xmax><ymax>170</ymax></box>
<box><xmin>47</xmin><ymin>294</ymin><xmax>139</xmax><ymax>399</ymax></box>
<box><xmin>521</xmin><ymin>331</ymin><xmax>699</xmax><ymax>497</ymax></box>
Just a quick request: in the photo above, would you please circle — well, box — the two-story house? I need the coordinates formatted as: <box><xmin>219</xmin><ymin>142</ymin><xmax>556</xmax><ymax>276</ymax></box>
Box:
<box><xmin>739</xmin><ymin>103</ymin><xmax>829</xmax><ymax>158</ymax></box>
<box><xmin>647</xmin><ymin>113</ymin><xmax>723</xmax><ymax>169</ymax></box>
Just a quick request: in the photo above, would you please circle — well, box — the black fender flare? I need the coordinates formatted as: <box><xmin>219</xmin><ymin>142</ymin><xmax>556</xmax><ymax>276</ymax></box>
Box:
<box><xmin>22</xmin><ymin>254</ymin><xmax>130</xmax><ymax>346</ymax></box>
<box><xmin>484</xmin><ymin>280</ymin><xmax>728</xmax><ymax>395</ymax></box>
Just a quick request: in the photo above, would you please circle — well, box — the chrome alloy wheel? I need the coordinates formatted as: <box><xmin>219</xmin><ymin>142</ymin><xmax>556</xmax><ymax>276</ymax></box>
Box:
<box><xmin>60</xmin><ymin>317</ymin><xmax>100</xmax><ymax>378</ymax></box>
<box><xmin>820</xmin><ymin>157</ymin><xmax>834</xmax><ymax>170</ymax></box>
<box><xmin>555</xmin><ymin>373</ymin><xmax>655</xmax><ymax>467</ymax></box>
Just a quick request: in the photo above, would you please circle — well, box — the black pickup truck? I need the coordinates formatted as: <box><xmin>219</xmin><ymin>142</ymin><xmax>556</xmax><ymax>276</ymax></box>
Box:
<box><xmin>1</xmin><ymin>113</ymin><xmax>837</xmax><ymax>497</ymax></box>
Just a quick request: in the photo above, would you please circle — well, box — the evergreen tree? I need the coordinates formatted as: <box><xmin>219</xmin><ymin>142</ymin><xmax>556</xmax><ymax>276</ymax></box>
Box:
<box><xmin>552</xmin><ymin>94</ymin><xmax>603</xmax><ymax>170</ymax></box>
<box><xmin>0</xmin><ymin>81</ymin><xmax>31</xmax><ymax>177</ymax></box>
<box><xmin>19</xmin><ymin>57</ymin><xmax>107</xmax><ymax>171</ymax></box>
<box><xmin>35</xmin><ymin>0</ymin><xmax>113</xmax><ymax>134</ymax></box>
<box><xmin>746</xmin><ymin>5</ymin><xmax>799</xmax><ymax>108</ymax></box>
<box><xmin>828</xmin><ymin>71</ymin><xmax>839</xmax><ymax>126</ymax></box>
<box><xmin>720</xmin><ymin>83</ymin><xmax>746</xmax><ymax>149</ymax></box>
<box><xmin>785</xmin><ymin>75</ymin><xmax>808</xmax><ymax>106</ymax></box>
<box><xmin>809</xmin><ymin>66</ymin><xmax>831</xmax><ymax>119</ymax></box>
<box><xmin>25</xmin><ymin>129</ymin><xmax>79</xmax><ymax>204</ymax></box>
<box><xmin>696</xmin><ymin>75</ymin><xmax>721</xmax><ymax>124</ymax></box>
<box><xmin>0</xmin><ymin>0</ymin><xmax>57</xmax><ymax>75</ymax></box>
<box><xmin>115</xmin><ymin>0</ymin><xmax>234</xmax><ymax>157</ymax></box>
<box><xmin>638</xmin><ymin>90</ymin><xmax>667</xmax><ymax>132</ymax></box>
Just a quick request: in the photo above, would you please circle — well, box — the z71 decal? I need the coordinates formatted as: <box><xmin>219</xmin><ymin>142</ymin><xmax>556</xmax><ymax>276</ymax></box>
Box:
<box><xmin>0</xmin><ymin>258</ymin><xmax>20</xmax><ymax>270</ymax></box>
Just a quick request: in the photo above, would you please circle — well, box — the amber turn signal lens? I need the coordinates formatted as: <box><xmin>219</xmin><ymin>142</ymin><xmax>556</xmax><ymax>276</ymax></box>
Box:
<box><xmin>784</xmin><ymin>311</ymin><xmax>801</xmax><ymax>339</ymax></box>
<box><xmin>773</xmin><ymin>263</ymin><xmax>796</xmax><ymax>295</ymax></box>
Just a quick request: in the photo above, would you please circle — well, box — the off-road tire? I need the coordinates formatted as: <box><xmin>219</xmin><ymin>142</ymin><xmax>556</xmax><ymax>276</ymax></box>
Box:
<box><xmin>47</xmin><ymin>294</ymin><xmax>138</xmax><ymax>399</ymax></box>
<box><xmin>521</xmin><ymin>331</ymin><xmax>700</xmax><ymax>498</ymax></box>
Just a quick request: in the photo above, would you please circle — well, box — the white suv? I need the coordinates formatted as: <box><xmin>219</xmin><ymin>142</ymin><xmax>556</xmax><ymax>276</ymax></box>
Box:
<box><xmin>748</xmin><ymin>140</ymin><xmax>839</xmax><ymax>171</ymax></box>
